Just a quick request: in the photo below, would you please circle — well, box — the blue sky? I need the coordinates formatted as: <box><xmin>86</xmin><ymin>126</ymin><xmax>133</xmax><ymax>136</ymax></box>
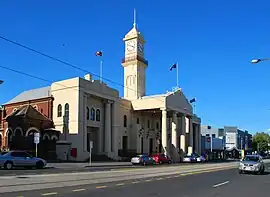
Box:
<box><xmin>1</xmin><ymin>0</ymin><xmax>270</xmax><ymax>133</ymax></box>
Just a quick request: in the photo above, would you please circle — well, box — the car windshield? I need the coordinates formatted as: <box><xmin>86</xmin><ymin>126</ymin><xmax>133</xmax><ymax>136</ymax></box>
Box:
<box><xmin>243</xmin><ymin>156</ymin><xmax>259</xmax><ymax>162</ymax></box>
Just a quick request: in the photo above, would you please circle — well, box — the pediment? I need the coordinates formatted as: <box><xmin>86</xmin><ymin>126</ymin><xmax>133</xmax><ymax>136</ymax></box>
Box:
<box><xmin>165</xmin><ymin>90</ymin><xmax>193</xmax><ymax>115</ymax></box>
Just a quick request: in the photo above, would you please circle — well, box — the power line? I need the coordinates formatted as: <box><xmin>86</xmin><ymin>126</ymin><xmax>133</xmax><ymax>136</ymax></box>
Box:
<box><xmin>0</xmin><ymin>35</ymin><xmax>223</xmax><ymax>127</ymax></box>
<box><xmin>0</xmin><ymin>35</ymin><xmax>137</xmax><ymax>95</ymax></box>
<box><xmin>0</xmin><ymin>35</ymin><xmax>165</xmax><ymax>106</ymax></box>
<box><xmin>0</xmin><ymin>36</ymin><xmax>223</xmax><ymax>127</ymax></box>
<box><xmin>0</xmin><ymin>64</ymin><xmax>133</xmax><ymax>111</ymax></box>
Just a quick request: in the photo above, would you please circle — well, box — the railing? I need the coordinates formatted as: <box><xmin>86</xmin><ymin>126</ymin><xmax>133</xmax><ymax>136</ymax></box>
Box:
<box><xmin>122</xmin><ymin>55</ymin><xmax>148</xmax><ymax>65</ymax></box>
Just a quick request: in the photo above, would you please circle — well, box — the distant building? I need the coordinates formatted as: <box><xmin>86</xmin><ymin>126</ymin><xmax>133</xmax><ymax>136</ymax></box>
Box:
<box><xmin>200</xmin><ymin>125</ymin><xmax>225</xmax><ymax>159</ymax></box>
<box><xmin>224</xmin><ymin>126</ymin><xmax>252</xmax><ymax>151</ymax></box>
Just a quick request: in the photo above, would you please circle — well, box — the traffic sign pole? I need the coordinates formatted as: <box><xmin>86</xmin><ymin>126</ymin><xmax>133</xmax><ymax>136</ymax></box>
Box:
<box><xmin>34</xmin><ymin>133</ymin><xmax>40</xmax><ymax>157</ymax></box>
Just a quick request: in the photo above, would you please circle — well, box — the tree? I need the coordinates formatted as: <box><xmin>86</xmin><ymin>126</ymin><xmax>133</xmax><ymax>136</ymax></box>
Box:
<box><xmin>252</xmin><ymin>132</ymin><xmax>270</xmax><ymax>152</ymax></box>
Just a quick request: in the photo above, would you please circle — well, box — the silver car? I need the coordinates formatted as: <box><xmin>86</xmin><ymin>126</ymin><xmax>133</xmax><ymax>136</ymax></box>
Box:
<box><xmin>0</xmin><ymin>151</ymin><xmax>47</xmax><ymax>170</ymax></box>
<box><xmin>238</xmin><ymin>155</ymin><xmax>264</xmax><ymax>174</ymax></box>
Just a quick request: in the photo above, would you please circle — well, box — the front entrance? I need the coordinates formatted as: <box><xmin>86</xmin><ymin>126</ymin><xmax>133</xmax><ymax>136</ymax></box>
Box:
<box><xmin>141</xmin><ymin>137</ymin><xmax>144</xmax><ymax>154</ymax></box>
<box><xmin>149</xmin><ymin>138</ymin><xmax>153</xmax><ymax>155</ymax></box>
<box><xmin>87</xmin><ymin>127</ymin><xmax>99</xmax><ymax>154</ymax></box>
<box><xmin>122</xmin><ymin>136</ymin><xmax>128</xmax><ymax>155</ymax></box>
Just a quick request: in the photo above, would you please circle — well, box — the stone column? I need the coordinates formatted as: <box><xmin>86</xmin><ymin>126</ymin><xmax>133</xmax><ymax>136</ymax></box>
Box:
<box><xmin>198</xmin><ymin>125</ymin><xmax>202</xmax><ymax>155</ymax></box>
<box><xmin>188</xmin><ymin>118</ymin><xmax>193</xmax><ymax>155</ymax></box>
<box><xmin>161</xmin><ymin>109</ymin><xmax>168</xmax><ymax>155</ymax></box>
<box><xmin>171</xmin><ymin>112</ymin><xmax>179</xmax><ymax>162</ymax></box>
<box><xmin>111</xmin><ymin>101</ymin><xmax>119</xmax><ymax>157</ymax></box>
<box><xmin>83</xmin><ymin>94</ymin><xmax>87</xmax><ymax>152</ymax></box>
<box><xmin>180</xmin><ymin>115</ymin><xmax>186</xmax><ymax>154</ymax></box>
<box><xmin>136</xmin><ymin>124</ymin><xmax>142</xmax><ymax>154</ymax></box>
<box><xmin>105</xmin><ymin>100</ymin><xmax>112</xmax><ymax>154</ymax></box>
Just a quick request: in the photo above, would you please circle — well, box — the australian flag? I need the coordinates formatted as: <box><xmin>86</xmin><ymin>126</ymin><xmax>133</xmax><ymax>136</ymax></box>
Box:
<box><xmin>189</xmin><ymin>98</ymin><xmax>196</xmax><ymax>103</ymax></box>
<box><xmin>169</xmin><ymin>63</ymin><xmax>177</xmax><ymax>71</ymax></box>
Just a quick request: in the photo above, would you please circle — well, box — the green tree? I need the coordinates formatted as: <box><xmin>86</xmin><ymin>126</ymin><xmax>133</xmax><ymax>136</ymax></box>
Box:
<box><xmin>252</xmin><ymin>132</ymin><xmax>270</xmax><ymax>152</ymax></box>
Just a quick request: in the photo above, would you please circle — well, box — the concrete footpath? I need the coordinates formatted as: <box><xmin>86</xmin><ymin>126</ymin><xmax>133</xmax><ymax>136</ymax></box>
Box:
<box><xmin>0</xmin><ymin>162</ymin><xmax>238</xmax><ymax>193</ymax></box>
<box><xmin>46</xmin><ymin>162</ymin><xmax>132</xmax><ymax>169</ymax></box>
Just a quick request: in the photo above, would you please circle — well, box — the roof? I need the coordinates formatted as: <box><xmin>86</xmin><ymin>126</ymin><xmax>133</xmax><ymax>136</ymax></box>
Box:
<box><xmin>6</xmin><ymin>105</ymin><xmax>50</xmax><ymax>121</ymax></box>
<box><xmin>5</xmin><ymin>86</ymin><xmax>51</xmax><ymax>105</ymax></box>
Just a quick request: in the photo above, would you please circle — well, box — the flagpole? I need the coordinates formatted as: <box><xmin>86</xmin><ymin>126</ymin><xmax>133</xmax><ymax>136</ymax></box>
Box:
<box><xmin>176</xmin><ymin>62</ymin><xmax>179</xmax><ymax>88</ymax></box>
<box><xmin>100</xmin><ymin>59</ymin><xmax>103</xmax><ymax>83</ymax></box>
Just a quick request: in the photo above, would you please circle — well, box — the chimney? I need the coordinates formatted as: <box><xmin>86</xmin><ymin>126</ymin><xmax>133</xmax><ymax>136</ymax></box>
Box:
<box><xmin>84</xmin><ymin>74</ymin><xmax>92</xmax><ymax>81</ymax></box>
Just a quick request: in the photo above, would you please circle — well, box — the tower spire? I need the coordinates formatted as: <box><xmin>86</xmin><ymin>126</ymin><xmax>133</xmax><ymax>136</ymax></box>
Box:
<box><xmin>133</xmin><ymin>8</ymin><xmax>136</xmax><ymax>28</ymax></box>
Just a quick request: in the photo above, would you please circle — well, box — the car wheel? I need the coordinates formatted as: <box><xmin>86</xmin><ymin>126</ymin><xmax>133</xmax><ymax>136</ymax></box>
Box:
<box><xmin>238</xmin><ymin>170</ymin><xmax>243</xmax><ymax>174</ymax></box>
<box><xmin>260</xmin><ymin>167</ymin><xmax>265</xmax><ymax>175</ymax></box>
<box><xmin>4</xmin><ymin>161</ymin><xmax>13</xmax><ymax>170</ymax></box>
<box><xmin>168</xmin><ymin>160</ymin><xmax>172</xmax><ymax>164</ymax></box>
<box><xmin>36</xmin><ymin>161</ymin><xmax>44</xmax><ymax>169</ymax></box>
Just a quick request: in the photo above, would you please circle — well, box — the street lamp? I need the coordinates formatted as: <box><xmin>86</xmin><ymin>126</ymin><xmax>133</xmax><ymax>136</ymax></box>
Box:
<box><xmin>251</xmin><ymin>58</ymin><xmax>270</xmax><ymax>64</ymax></box>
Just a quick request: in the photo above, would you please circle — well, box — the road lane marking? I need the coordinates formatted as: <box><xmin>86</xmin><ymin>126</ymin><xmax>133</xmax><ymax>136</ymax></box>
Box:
<box><xmin>96</xmin><ymin>186</ymin><xmax>107</xmax><ymax>189</ymax></box>
<box><xmin>72</xmin><ymin>188</ymin><xmax>85</xmax><ymax>192</ymax></box>
<box><xmin>213</xmin><ymin>181</ymin><xmax>230</xmax><ymax>188</ymax></box>
<box><xmin>132</xmin><ymin>181</ymin><xmax>140</xmax><ymax>184</ymax></box>
<box><xmin>166</xmin><ymin>176</ymin><xmax>172</xmax><ymax>178</ymax></box>
<box><xmin>116</xmin><ymin>183</ymin><xmax>125</xmax><ymax>186</ymax></box>
<box><xmin>41</xmin><ymin>192</ymin><xmax>58</xmax><ymax>196</ymax></box>
<box><xmin>174</xmin><ymin>175</ymin><xmax>180</xmax><ymax>177</ymax></box>
<box><xmin>145</xmin><ymin>179</ymin><xmax>152</xmax><ymax>182</ymax></box>
<box><xmin>156</xmin><ymin>178</ymin><xmax>163</xmax><ymax>180</ymax></box>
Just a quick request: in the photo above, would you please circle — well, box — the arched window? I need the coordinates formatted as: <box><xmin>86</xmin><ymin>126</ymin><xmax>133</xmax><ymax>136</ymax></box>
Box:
<box><xmin>124</xmin><ymin>115</ymin><xmax>127</xmax><ymax>127</ymax></box>
<box><xmin>57</xmin><ymin>104</ymin><xmax>62</xmax><ymax>117</ymax></box>
<box><xmin>96</xmin><ymin>109</ymin><xmax>101</xmax><ymax>121</ymax></box>
<box><xmin>90</xmin><ymin>108</ymin><xmax>95</xmax><ymax>121</ymax></box>
<box><xmin>86</xmin><ymin>107</ymin><xmax>90</xmax><ymax>120</ymax></box>
<box><xmin>64</xmin><ymin>103</ymin><xmax>69</xmax><ymax>117</ymax></box>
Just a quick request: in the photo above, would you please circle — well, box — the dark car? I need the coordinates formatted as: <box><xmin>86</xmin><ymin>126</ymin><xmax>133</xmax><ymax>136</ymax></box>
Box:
<box><xmin>131</xmin><ymin>154</ymin><xmax>155</xmax><ymax>165</ymax></box>
<box><xmin>151</xmin><ymin>154</ymin><xmax>172</xmax><ymax>164</ymax></box>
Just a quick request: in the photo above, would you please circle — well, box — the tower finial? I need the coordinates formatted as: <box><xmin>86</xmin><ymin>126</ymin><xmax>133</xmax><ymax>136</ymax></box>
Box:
<box><xmin>133</xmin><ymin>8</ymin><xmax>136</xmax><ymax>28</ymax></box>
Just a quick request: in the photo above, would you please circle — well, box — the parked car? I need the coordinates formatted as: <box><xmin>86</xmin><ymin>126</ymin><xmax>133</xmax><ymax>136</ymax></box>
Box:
<box><xmin>183</xmin><ymin>153</ymin><xmax>205</xmax><ymax>163</ymax></box>
<box><xmin>151</xmin><ymin>153</ymin><xmax>172</xmax><ymax>164</ymax></box>
<box><xmin>131</xmin><ymin>154</ymin><xmax>156</xmax><ymax>166</ymax></box>
<box><xmin>238</xmin><ymin>155</ymin><xmax>264</xmax><ymax>174</ymax></box>
<box><xmin>0</xmin><ymin>151</ymin><xmax>47</xmax><ymax>170</ymax></box>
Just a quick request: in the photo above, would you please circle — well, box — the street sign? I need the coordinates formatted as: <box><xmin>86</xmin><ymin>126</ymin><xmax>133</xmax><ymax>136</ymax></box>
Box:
<box><xmin>89</xmin><ymin>141</ymin><xmax>93</xmax><ymax>166</ymax></box>
<box><xmin>34</xmin><ymin>133</ymin><xmax>40</xmax><ymax>144</ymax></box>
<box><xmin>90</xmin><ymin>141</ymin><xmax>93</xmax><ymax>149</ymax></box>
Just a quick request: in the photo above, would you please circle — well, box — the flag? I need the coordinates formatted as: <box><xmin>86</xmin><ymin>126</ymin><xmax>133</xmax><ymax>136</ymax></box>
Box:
<box><xmin>95</xmin><ymin>51</ymin><xmax>103</xmax><ymax>56</ymax></box>
<box><xmin>0</xmin><ymin>80</ymin><xmax>3</xmax><ymax>84</ymax></box>
<box><xmin>189</xmin><ymin>98</ymin><xmax>196</xmax><ymax>103</ymax></box>
<box><xmin>169</xmin><ymin>63</ymin><xmax>177</xmax><ymax>71</ymax></box>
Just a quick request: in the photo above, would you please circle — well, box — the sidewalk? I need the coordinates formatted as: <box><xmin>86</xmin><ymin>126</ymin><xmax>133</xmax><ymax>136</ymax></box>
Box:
<box><xmin>46</xmin><ymin>162</ymin><xmax>132</xmax><ymax>169</ymax></box>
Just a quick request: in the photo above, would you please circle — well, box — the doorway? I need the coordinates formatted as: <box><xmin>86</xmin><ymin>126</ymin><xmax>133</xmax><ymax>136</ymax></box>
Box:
<box><xmin>141</xmin><ymin>138</ymin><xmax>144</xmax><ymax>154</ymax></box>
<box><xmin>149</xmin><ymin>138</ymin><xmax>153</xmax><ymax>155</ymax></box>
<box><xmin>122</xmin><ymin>136</ymin><xmax>128</xmax><ymax>155</ymax></box>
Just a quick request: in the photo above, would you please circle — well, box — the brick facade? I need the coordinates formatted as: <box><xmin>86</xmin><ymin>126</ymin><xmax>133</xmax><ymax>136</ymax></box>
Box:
<box><xmin>0</xmin><ymin>97</ymin><xmax>54</xmax><ymax>148</ymax></box>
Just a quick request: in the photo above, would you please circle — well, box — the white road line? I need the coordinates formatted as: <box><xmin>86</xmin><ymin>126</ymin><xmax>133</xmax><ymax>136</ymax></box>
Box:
<box><xmin>213</xmin><ymin>181</ymin><xmax>230</xmax><ymax>188</ymax></box>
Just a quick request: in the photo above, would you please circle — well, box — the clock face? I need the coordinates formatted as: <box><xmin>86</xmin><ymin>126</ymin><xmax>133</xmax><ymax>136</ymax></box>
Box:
<box><xmin>126</xmin><ymin>40</ymin><xmax>136</xmax><ymax>52</ymax></box>
<box><xmin>138</xmin><ymin>42</ymin><xmax>144</xmax><ymax>53</ymax></box>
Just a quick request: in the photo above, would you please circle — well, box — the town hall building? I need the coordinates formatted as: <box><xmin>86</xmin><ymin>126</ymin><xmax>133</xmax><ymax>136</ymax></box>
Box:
<box><xmin>0</xmin><ymin>19</ymin><xmax>201</xmax><ymax>162</ymax></box>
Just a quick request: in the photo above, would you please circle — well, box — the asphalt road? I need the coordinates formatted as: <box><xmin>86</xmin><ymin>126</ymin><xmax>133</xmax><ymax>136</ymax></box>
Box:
<box><xmin>0</xmin><ymin>161</ymin><xmax>237</xmax><ymax>176</ymax></box>
<box><xmin>3</xmin><ymin>167</ymin><xmax>269</xmax><ymax>197</ymax></box>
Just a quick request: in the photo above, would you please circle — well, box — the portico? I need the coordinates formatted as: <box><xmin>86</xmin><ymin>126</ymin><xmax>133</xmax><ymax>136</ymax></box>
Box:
<box><xmin>132</xmin><ymin>89</ymin><xmax>201</xmax><ymax>162</ymax></box>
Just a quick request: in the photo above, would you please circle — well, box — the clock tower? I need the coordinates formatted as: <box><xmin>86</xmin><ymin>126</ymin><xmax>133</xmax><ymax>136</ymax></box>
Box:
<box><xmin>122</xmin><ymin>12</ymin><xmax>148</xmax><ymax>100</ymax></box>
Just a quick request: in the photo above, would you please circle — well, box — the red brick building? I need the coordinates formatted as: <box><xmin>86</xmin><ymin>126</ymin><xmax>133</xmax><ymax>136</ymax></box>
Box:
<box><xmin>0</xmin><ymin>86</ymin><xmax>60</xmax><ymax>159</ymax></box>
